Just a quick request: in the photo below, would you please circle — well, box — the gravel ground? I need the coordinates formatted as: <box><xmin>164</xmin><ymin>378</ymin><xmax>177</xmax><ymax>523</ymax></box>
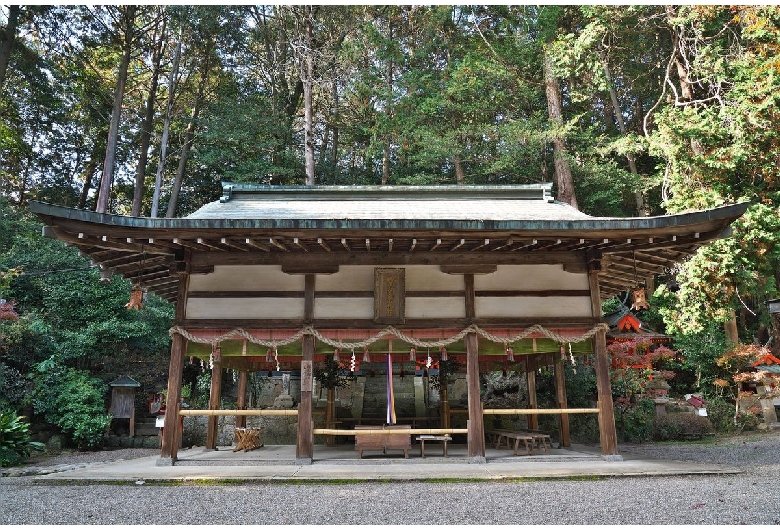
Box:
<box><xmin>2</xmin><ymin>431</ymin><xmax>780</xmax><ymax>525</ymax></box>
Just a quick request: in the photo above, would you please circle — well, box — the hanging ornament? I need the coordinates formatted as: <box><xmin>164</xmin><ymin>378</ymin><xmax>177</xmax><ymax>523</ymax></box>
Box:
<box><xmin>212</xmin><ymin>343</ymin><xmax>221</xmax><ymax>363</ymax></box>
<box><xmin>506</xmin><ymin>344</ymin><xmax>515</xmax><ymax>362</ymax></box>
<box><xmin>409</xmin><ymin>347</ymin><xmax>417</xmax><ymax>362</ymax></box>
<box><xmin>363</xmin><ymin>346</ymin><xmax>371</xmax><ymax>363</ymax></box>
<box><xmin>440</xmin><ymin>347</ymin><xmax>448</xmax><ymax>361</ymax></box>
<box><xmin>569</xmin><ymin>343</ymin><xmax>577</xmax><ymax>374</ymax></box>
<box><xmin>266</xmin><ymin>348</ymin><xmax>273</xmax><ymax>362</ymax></box>
<box><xmin>126</xmin><ymin>250</ymin><xmax>146</xmax><ymax>310</ymax></box>
<box><xmin>426</xmin><ymin>353</ymin><xmax>432</xmax><ymax>369</ymax></box>
<box><xmin>333</xmin><ymin>348</ymin><xmax>340</xmax><ymax>362</ymax></box>
<box><xmin>125</xmin><ymin>284</ymin><xmax>145</xmax><ymax>310</ymax></box>
<box><xmin>630</xmin><ymin>286</ymin><xmax>650</xmax><ymax>311</ymax></box>
<box><xmin>350</xmin><ymin>350</ymin><xmax>356</xmax><ymax>372</ymax></box>
<box><xmin>274</xmin><ymin>348</ymin><xmax>280</xmax><ymax>372</ymax></box>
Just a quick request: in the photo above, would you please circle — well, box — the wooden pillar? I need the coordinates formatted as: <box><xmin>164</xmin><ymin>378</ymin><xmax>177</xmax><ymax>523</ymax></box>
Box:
<box><xmin>526</xmin><ymin>358</ymin><xmax>539</xmax><ymax>430</ymax></box>
<box><xmin>464</xmin><ymin>274</ymin><xmax>485</xmax><ymax>462</ymax></box>
<box><xmin>553</xmin><ymin>348</ymin><xmax>571</xmax><ymax>447</ymax></box>
<box><xmin>588</xmin><ymin>251</ymin><xmax>619</xmax><ymax>457</ymax></box>
<box><xmin>159</xmin><ymin>271</ymin><xmax>189</xmax><ymax>464</ymax></box>
<box><xmin>235</xmin><ymin>370</ymin><xmax>248</xmax><ymax>434</ymax></box>
<box><xmin>205</xmin><ymin>357</ymin><xmax>222</xmax><ymax>450</ymax></box>
<box><xmin>296</xmin><ymin>274</ymin><xmax>315</xmax><ymax>463</ymax></box>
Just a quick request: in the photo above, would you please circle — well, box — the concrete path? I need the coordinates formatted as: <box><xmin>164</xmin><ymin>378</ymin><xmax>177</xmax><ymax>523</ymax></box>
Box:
<box><xmin>29</xmin><ymin>443</ymin><xmax>742</xmax><ymax>483</ymax></box>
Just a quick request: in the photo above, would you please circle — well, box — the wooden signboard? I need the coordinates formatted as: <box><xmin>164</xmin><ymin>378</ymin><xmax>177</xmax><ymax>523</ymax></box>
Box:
<box><xmin>374</xmin><ymin>268</ymin><xmax>405</xmax><ymax>324</ymax></box>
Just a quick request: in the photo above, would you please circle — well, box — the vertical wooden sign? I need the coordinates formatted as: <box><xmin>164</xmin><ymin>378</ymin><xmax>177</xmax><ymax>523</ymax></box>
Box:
<box><xmin>374</xmin><ymin>268</ymin><xmax>405</xmax><ymax>324</ymax></box>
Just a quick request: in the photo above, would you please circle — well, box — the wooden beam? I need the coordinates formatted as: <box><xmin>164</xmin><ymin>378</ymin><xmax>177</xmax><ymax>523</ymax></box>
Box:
<box><xmin>178</xmin><ymin>316</ymin><xmax>603</xmax><ymax>330</ymax></box>
<box><xmin>450</xmin><ymin>239</ymin><xmax>466</xmax><ymax>252</ymax></box>
<box><xmin>245</xmin><ymin>238</ymin><xmax>270</xmax><ymax>252</ymax></box>
<box><xmin>281</xmin><ymin>264</ymin><xmax>340</xmax><ymax>275</ymax></box>
<box><xmin>317</xmin><ymin>238</ymin><xmax>331</xmax><ymax>252</ymax></box>
<box><xmin>588</xmin><ymin>265</ymin><xmax>618</xmax><ymax>457</ymax></box>
<box><xmin>464</xmin><ymin>273</ymin><xmax>485</xmax><ymax>461</ymax></box>
<box><xmin>160</xmin><ymin>272</ymin><xmax>190</xmax><ymax>463</ymax></box>
<box><xmin>440</xmin><ymin>264</ymin><xmax>497</xmax><ymax>275</ymax></box>
<box><xmin>191</xmin><ymin>250</ymin><xmax>588</xmax><ymax>268</ymax></box>
<box><xmin>297</xmin><ymin>274</ymin><xmax>315</xmax><ymax>463</ymax></box>
<box><xmin>270</xmin><ymin>238</ymin><xmax>289</xmax><ymax>252</ymax></box>
<box><xmin>293</xmin><ymin>238</ymin><xmax>309</xmax><ymax>252</ymax></box>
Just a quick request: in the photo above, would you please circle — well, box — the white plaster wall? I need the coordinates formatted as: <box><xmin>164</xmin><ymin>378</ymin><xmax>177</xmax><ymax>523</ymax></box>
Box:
<box><xmin>314</xmin><ymin>298</ymin><xmax>374</xmax><ymax>319</ymax></box>
<box><xmin>406</xmin><ymin>297</ymin><xmax>466</xmax><ymax>319</ymax></box>
<box><xmin>475</xmin><ymin>264</ymin><xmax>588</xmax><ymax>291</ymax></box>
<box><xmin>475</xmin><ymin>296</ymin><xmax>592</xmax><ymax>318</ymax></box>
<box><xmin>188</xmin><ymin>265</ymin><xmax>303</xmax><ymax>291</ymax></box>
<box><xmin>315</xmin><ymin>265</ymin><xmax>374</xmax><ymax>291</ymax></box>
<box><xmin>186</xmin><ymin>297</ymin><xmax>305</xmax><ymax>319</ymax></box>
<box><xmin>404</xmin><ymin>265</ymin><xmax>464</xmax><ymax>291</ymax></box>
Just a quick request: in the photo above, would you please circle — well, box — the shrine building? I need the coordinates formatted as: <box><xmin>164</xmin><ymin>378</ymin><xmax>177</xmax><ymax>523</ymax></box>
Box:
<box><xmin>29</xmin><ymin>183</ymin><xmax>748</xmax><ymax>464</ymax></box>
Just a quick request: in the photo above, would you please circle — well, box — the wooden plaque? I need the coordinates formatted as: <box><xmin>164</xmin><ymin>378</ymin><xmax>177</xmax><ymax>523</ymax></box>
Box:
<box><xmin>301</xmin><ymin>360</ymin><xmax>313</xmax><ymax>392</ymax></box>
<box><xmin>374</xmin><ymin>268</ymin><xmax>405</xmax><ymax>324</ymax></box>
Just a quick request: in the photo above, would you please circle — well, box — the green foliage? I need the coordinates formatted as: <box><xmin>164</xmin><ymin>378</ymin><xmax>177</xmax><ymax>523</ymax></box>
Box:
<box><xmin>614</xmin><ymin>398</ymin><xmax>656</xmax><ymax>443</ymax></box>
<box><xmin>0</xmin><ymin>362</ymin><xmax>27</xmax><ymax>412</ymax></box>
<box><xmin>31</xmin><ymin>360</ymin><xmax>112</xmax><ymax>449</ymax></box>
<box><xmin>735</xmin><ymin>410</ymin><xmax>761</xmax><ymax>432</ymax></box>
<box><xmin>653</xmin><ymin>414</ymin><xmax>713</xmax><ymax>441</ymax></box>
<box><xmin>313</xmin><ymin>355</ymin><xmax>352</xmax><ymax>390</ymax></box>
<box><xmin>0</xmin><ymin>411</ymin><xmax>45</xmax><ymax>467</ymax></box>
<box><xmin>704</xmin><ymin>396</ymin><xmax>738</xmax><ymax>434</ymax></box>
<box><xmin>429</xmin><ymin>358</ymin><xmax>461</xmax><ymax>391</ymax></box>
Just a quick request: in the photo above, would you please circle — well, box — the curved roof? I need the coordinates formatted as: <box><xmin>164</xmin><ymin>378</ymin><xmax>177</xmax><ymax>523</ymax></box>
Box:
<box><xmin>28</xmin><ymin>184</ymin><xmax>750</xmax><ymax>303</ymax></box>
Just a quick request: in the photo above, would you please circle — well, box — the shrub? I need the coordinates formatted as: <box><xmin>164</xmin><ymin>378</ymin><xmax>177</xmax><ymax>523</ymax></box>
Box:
<box><xmin>31</xmin><ymin>360</ymin><xmax>112</xmax><ymax>450</ymax></box>
<box><xmin>703</xmin><ymin>396</ymin><xmax>738</xmax><ymax>433</ymax></box>
<box><xmin>736</xmin><ymin>410</ymin><xmax>761</xmax><ymax>432</ymax></box>
<box><xmin>654</xmin><ymin>413</ymin><xmax>713</xmax><ymax>441</ymax></box>
<box><xmin>0</xmin><ymin>411</ymin><xmax>45</xmax><ymax>467</ymax></box>
<box><xmin>615</xmin><ymin>398</ymin><xmax>656</xmax><ymax>443</ymax></box>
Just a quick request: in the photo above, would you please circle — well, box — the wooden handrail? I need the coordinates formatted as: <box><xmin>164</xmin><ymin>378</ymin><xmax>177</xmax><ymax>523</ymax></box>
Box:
<box><xmin>482</xmin><ymin>408</ymin><xmax>598</xmax><ymax>415</ymax></box>
<box><xmin>179</xmin><ymin>409</ymin><xmax>299</xmax><ymax>416</ymax></box>
<box><xmin>314</xmin><ymin>428</ymin><xmax>468</xmax><ymax>436</ymax></box>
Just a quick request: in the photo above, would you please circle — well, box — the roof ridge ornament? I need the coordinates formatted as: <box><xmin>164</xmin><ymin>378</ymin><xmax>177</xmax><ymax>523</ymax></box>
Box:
<box><xmin>220</xmin><ymin>183</ymin><xmax>234</xmax><ymax>203</ymax></box>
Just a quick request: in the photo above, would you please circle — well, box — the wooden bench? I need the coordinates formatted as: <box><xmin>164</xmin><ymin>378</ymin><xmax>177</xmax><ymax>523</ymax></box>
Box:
<box><xmin>416</xmin><ymin>434</ymin><xmax>452</xmax><ymax>457</ymax></box>
<box><xmin>486</xmin><ymin>429</ymin><xmax>534</xmax><ymax>456</ymax></box>
<box><xmin>520</xmin><ymin>431</ymin><xmax>551</xmax><ymax>453</ymax></box>
<box><xmin>355</xmin><ymin>425</ymin><xmax>411</xmax><ymax>458</ymax></box>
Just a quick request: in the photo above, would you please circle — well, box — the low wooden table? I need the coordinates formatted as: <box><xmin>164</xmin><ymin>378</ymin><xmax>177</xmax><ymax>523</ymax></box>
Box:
<box><xmin>234</xmin><ymin>427</ymin><xmax>263</xmax><ymax>452</ymax></box>
<box><xmin>416</xmin><ymin>434</ymin><xmax>452</xmax><ymax>457</ymax></box>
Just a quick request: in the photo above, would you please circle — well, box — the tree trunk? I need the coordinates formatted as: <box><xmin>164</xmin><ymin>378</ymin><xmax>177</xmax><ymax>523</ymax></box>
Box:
<box><xmin>601</xmin><ymin>50</ymin><xmax>645</xmax><ymax>216</ymax></box>
<box><xmin>77</xmin><ymin>155</ymin><xmax>99</xmax><ymax>210</ymax></box>
<box><xmin>303</xmin><ymin>7</ymin><xmax>315</xmax><ymax>185</ymax></box>
<box><xmin>166</xmin><ymin>49</ymin><xmax>210</xmax><ymax>218</ymax></box>
<box><xmin>724</xmin><ymin>309</ymin><xmax>739</xmax><ymax>347</ymax></box>
<box><xmin>97</xmin><ymin>6</ymin><xmax>136</xmax><ymax>214</ymax></box>
<box><xmin>331</xmin><ymin>82</ymin><xmax>339</xmax><ymax>173</ymax></box>
<box><xmin>132</xmin><ymin>16</ymin><xmax>166</xmax><ymax>217</ymax></box>
<box><xmin>543</xmin><ymin>49</ymin><xmax>578</xmax><ymax>209</ymax></box>
<box><xmin>0</xmin><ymin>5</ymin><xmax>20</xmax><ymax>88</ymax></box>
<box><xmin>151</xmin><ymin>35</ymin><xmax>182</xmax><ymax>218</ymax></box>
<box><xmin>454</xmin><ymin>153</ymin><xmax>465</xmax><ymax>185</ymax></box>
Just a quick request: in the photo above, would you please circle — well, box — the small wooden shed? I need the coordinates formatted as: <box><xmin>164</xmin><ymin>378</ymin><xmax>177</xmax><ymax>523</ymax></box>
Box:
<box><xmin>108</xmin><ymin>375</ymin><xmax>141</xmax><ymax>437</ymax></box>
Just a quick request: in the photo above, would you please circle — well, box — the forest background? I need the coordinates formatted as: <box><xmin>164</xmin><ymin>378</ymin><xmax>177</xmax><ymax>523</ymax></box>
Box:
<box><xmin>1</xmin><ymin>5</ymin><xmax>780</xmax><ymax>456</ymax></box>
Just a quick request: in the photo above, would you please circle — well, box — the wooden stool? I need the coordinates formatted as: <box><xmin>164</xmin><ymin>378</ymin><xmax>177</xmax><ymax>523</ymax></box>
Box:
<box><xmin>416</xmin><ymin>434</ymin><xmax>452</xmax><ymax>457</ymax></box>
